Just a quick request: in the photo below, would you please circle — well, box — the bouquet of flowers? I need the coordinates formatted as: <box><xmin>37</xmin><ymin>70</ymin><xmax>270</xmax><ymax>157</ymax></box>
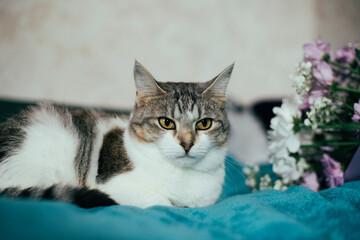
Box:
<box><xmin>245</xmin><ymin>39</ymin><xmax>360</xmax><ymax>192</ymax></box>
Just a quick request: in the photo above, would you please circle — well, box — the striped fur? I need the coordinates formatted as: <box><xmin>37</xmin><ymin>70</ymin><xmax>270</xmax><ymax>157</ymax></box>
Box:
<box><xmin>70</xmin><ymin>109</ymin><xmax>98</xmax><ymax>185</ymax></box>
<box><xmin>0</xmin><ymin>185</ymin><xmax>116</xmax><ymax>208</ymax></box>
<box><xmin>0</xmin><ymin>61</ymin><xmax>234</xmax><ymax>208</ymax></box>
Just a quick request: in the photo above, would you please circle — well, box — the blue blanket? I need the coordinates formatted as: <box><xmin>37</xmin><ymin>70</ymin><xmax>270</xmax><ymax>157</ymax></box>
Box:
<box><xmin>0</xmin><ymin>157</ymin><xmax>359</xmax><ymax>240</ymax></box>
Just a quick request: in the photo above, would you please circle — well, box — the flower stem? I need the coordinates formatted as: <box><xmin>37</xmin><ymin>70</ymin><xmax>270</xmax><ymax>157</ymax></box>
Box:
<box><xmin>344</xmin><ymin>103</ymin><xmax>355</xmax><ymax>111</ymax></box>
<box><xmin>329</xmin><ymin>60</ymin><xmax>360</xmax><ymax>75</ymax></box>
<box><xmin>335</xmin><ymin>86</ymin><xmax>360</xmax><ymax>94</ymax></box>
<box><xmin>299</xmin><ymin>122</ymin><xmax>360</xmax><ymax>131</ymax></box>
<box><xmin>301</xmin><ymin>141</ymin><xmax>360</xmax><ymax>148</ymax></box>
<box><xmin>332</xmin><ymin>68</ymin><xmax>360</xmax><ymax>80</ymax></box>
<box><xmin>332</xmin><ymin>94</ymin><xmax>354</xmax><ymax>111</ymax></box>
<box><xmin>298</xmin><ymin>153</ymin><xmax>323</xmax><ymax>158</ymax></box>
<box><xmin>319</xmin><ymin>123</ymin><xmax>360</xmax><ymax>131</ymax></box>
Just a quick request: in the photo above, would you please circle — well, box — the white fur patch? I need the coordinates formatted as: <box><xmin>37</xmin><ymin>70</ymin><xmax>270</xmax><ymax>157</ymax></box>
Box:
<box><xmin>0</xmin><ymin>107</ymin><xmax>79</xmax><ymax>189</ymax></box>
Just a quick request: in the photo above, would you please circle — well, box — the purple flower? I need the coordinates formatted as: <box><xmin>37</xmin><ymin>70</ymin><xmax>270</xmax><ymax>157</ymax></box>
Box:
<box><xmin>298</xmin><ymin>97</ymin><xmax>310</xmax><ymax>110</ymax></box>
<box><xmin>352</xmin><ymin>100</ymin><xmax>360</xmax><ymax>122</ymax></box>
<box><xmin>335</xmin><ymin>43</ymin><xmax>358</xmax><ymax>64</ymax></box>
<box><xmin>303</xmin><ymin>39</ymin><xmax>332</xmax><ymax>65</ymax></box>
<box><xmin>298</xmin><ymin>89</ymin><xmax>329</xmax><ymax>110</ymax></box>
<box><xmin>312</xmin><ymin>62</ymin><xmax>334</xmax><ymax>85</ymax></box>
<box><xmin>320</xmin><ymin>146</ymin><xmax>334</xmax><ymax>152</ymax></box>
<box><xmin>301</xmin><ymin>172</ymin><xmax>319</xmax><ymax>192</ymax></box>
<box><xmin>320</xmin><ymin>154</ymin><xmax>344</xmax><ymax>188</ymax></box>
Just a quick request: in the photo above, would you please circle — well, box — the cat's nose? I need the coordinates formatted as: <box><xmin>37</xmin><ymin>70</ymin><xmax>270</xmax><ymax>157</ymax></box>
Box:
<box><xmin>180</xmin><ymin>142</ymin><xmax>193</xmax><ymax>153</ymax></box>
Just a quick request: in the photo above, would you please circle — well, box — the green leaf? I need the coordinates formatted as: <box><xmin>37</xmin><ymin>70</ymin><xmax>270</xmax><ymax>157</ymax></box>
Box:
<box><xmin>356</xmin><ymin>48</ymin><xmax>360</xmax><ymax>61</ymax></box>
<box><xmin>330</xmin><ymin>81</ymin><xmax>339</xmax><ymax>94</ymax></box>
<box><xmin>350</xmin><ymin>59</ymin><xmax>359</xmax><ymax>70</ymax></box>
<box><xmin>322</xmin><ymin>54</ymin><xmax>330</xmax><ymax>63</ymax></box>
<box><xmin>292</xmin><ymin>116</ymin><xmax>302</xmax><ymax>133</ymax></box>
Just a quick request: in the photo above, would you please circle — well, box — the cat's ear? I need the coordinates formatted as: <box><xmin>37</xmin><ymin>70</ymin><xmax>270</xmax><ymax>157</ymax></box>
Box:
<box><xmin>133</xmin><ymin>60</ymin><xmax>166</xmax><ymax>106</ymax></box>
<box><xmin>201</xmin><ymin>63</ymin><xmax>234</xmax><ymax>103</ymax></box>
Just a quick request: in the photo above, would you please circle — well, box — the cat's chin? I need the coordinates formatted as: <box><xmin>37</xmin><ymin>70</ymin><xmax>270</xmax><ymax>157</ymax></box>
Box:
<box><xmin>176</xmin><ymin>155</ymin><xmax>196</xmax><ymax>160</ymax></box>
<box><xmin>167</xmin><ymin>155</ymin><xmax>197</xmax><ymax>167</ymax></box>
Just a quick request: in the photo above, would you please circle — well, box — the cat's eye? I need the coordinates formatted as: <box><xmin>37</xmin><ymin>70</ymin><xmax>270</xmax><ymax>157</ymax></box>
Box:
<box><xmin>196</xmin><ymin>118</ymin><xmax>212</xmax><ymax>130</ymax></box>
<box><xmin>159</xmin><ymin>117</ymin><xmax>176</xmax><ymax>130</ymax></box>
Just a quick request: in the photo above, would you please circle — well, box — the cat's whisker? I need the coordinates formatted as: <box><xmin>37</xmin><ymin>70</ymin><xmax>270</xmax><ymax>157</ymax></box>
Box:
<box><xmin>224</xmin><ymin>163</ymin><xmax>240</xmax><ymax>194</ymax></box>
<box><xmin>225</xmin><ymin>159</ymin><xmax>258</xmax><ymax>192</ymax></box>
<box><xmin>224</xmin><ymin>158</ymin><xmax>244</xmax><ymax>167</ymax></box>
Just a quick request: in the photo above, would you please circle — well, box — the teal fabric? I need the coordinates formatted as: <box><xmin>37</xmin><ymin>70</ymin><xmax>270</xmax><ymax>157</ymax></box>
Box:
<box><xmin>0</xmin><ymin>157</ymin><xmax>359</xmax><ymax>240</ymax></box>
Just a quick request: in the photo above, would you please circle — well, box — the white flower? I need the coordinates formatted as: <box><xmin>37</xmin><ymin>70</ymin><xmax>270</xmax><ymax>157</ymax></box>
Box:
<box><xmin>291</xmin><ymin>75</ymin><xmax>310</xmax><ymax>95</ymax></box>
<box><xmin>246</xmin><ymin>178</ymin><xmax>257</xmax><ymax>189</ymax></box>
<box><xmin>269</xmin><ymin>97</ymin><xmax>301</xmax><ymax>154</ymax></box>
<box><xmin>259</xmin><ymin>174</ymin><xmax>272</xmax><ymax>190</ymax></box>
<box><xmin>268</xmin><ymin>97</ymin><xmax>303</xmax><ymax>185</ymax></box>
<box><xmin>296</xmin><ymin>158</ymin><xmax>310</xmax><ymax>173</ymax></box>
<box><xmin>291</xmin><ymin>61</ymin><xmax>312</xmax><ymax>96</ymax></box>
<box><xmin>260</xmin><ymin>174</ymin><xmax>271</xmax><ymax>184</ymax></box>
<box><xmin>299</xmin><ymin>61</ymin><xmax>312</xmax><ymax>75</ymax></box>
<box><xmin>305</xmin><ymin>96</ymin><xmax>338</xmax><ymax>128</ymax></box>
<box><xmin>272</xmin><ymin>153</ymin><xmax>302</xmax><ymax>183</ymax></box>
<box><xmin>242</xmin><ymin>167</ymin><xmax>251</xmax><ymax>175</ymax></box>
<box><xmin>274</xmin><ymin>179</ymin><xmax>288</xmax><ymax>191</ymax></box>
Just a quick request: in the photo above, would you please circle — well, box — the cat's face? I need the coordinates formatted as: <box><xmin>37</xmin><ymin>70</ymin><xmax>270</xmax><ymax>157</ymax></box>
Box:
<box><xmin>129</xmin><ymin>61</ymin><xmax>233</xmax><ymax>168</ymax></box>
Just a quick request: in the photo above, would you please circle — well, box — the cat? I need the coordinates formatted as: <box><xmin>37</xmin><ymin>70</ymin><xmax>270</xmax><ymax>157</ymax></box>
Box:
<box><xmin>0</xmin><ymin>61</ymin><xmax>234</xmax><ymax>208</ymax></box>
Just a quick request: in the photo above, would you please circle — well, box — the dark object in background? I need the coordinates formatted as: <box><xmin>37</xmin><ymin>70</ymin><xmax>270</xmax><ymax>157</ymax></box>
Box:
<box><xmin>0</xmin><ymin>99</ymin><xmax>35</xmax><ymax>123</ymax></box>
<box><xmin>252</xmin><ymin>100</ymin><xmax>282</xmax><ymax>131</ymax></box>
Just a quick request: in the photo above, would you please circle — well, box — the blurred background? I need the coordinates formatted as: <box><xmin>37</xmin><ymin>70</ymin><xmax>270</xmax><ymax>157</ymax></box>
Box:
<box><xmin>0</xmin><ymin>0</ymin><xmax>359</xmax><ymax>109</ymax></box>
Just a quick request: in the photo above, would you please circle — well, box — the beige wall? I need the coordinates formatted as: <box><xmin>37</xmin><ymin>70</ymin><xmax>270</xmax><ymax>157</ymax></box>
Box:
<box><xmin>0</xmin><ymin>0</ymin><xmax>359</xmax><ymax>109</ymax></box>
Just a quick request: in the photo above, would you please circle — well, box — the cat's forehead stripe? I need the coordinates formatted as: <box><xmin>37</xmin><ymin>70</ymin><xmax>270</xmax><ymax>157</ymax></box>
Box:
<box><xmin>172</xmin><ymin>96</ymin><xmax>201</xmax><ymax>121</ymax></box>
<box><xmin>192</xmin><ymin>104</ymin><xmax>200</xmax><ymax>120</ymax></box>
<box><xmin>186</xmin><ymin>111</ymin><xmax>193</xmax><ymax>121</ymax></box>
<box><xmin>174</xmin><ymin>104</ymin><xmax>181</xmax><ymax>119</ymax></box>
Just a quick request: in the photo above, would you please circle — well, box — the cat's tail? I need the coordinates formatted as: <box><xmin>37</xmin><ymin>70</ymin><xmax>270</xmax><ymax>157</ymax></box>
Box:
<box><xmin>0</xmin><ymin>185</ymin><xmax>117</xmax><ymax>208</ymax></box>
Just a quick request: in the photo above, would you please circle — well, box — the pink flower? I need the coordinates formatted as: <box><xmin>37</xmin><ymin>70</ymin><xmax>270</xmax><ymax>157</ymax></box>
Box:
<box><xmin>303</xmin><ymin>39</ymin><xmax>332</xmax><ymax>65</ymax></box>
<box><xmin>320</xmin><ymin>154</ymin><xmax>344</xmax><ymax>188</ymax></box>
<box><xmin>301</xmin><ymin>172</ymin><xmax>319</xmax><ymax>192</ymax></box>
<box><xmin>312</xmin><ymin>62</ymin><xmax>334</xmax><ymax>85</ymax></box>
<box><xmin>352</xmin><ymin>100</ymin><xmax>360</xmax><ymax>122</ymax></box>
<box><xmin>335</xmin><ymin>43</ymin><xmax>358</xmax><ymax>64</ymax></box>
